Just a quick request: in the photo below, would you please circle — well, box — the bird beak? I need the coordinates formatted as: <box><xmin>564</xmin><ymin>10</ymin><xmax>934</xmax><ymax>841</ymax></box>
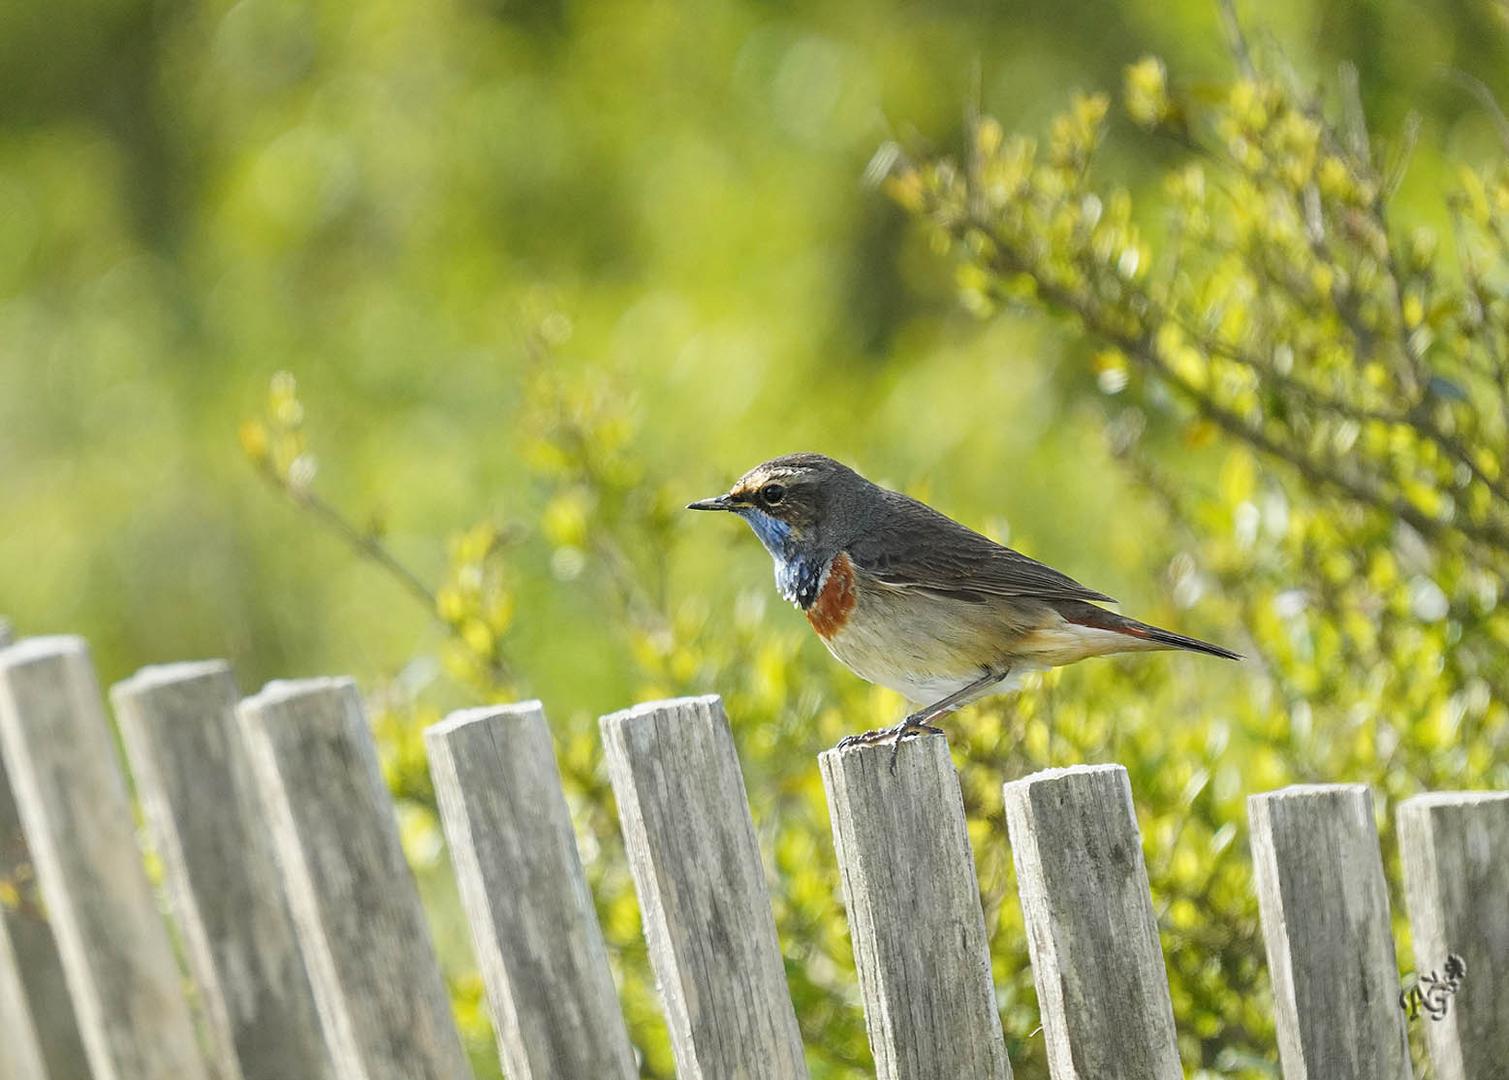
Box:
<box><xmin>687</xmin><ymin>494</ymin><xmax>735</xmax><ymax>512</ymax></box>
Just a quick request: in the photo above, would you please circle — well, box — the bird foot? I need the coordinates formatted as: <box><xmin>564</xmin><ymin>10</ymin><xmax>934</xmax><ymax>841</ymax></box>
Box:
<box><xmin>836</xmin><ymin>712</ymin><xmax>946</xmax><ymax>775</ymax></box>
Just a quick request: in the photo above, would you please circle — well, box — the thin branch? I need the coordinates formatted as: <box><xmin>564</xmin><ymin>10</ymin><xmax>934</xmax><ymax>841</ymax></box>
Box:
<box><xmin>1439</xmin><ymin>67</ymin><xmax>1509</xmax><ymax>155</ymax></box>
<box><xmin>1172</xmin><ymin>296</ymin><xmax>1509</xmax><ymax>514</ymax></box>
<box><xmin>1337</xmin><ymin>63</ymin><xmax>1373</xmax><ymax>169</ymax></box>
<box><xmin>252</xmin><ymin>460</ymin><xmax>518</xmax><ymax>685</ymax></box>
<box><xmin>1217</xmin><ymin>0</ymin><xmax>1256</xmax><ymax>80</ymax></box>
<box><xmin>978</xmin><ymin>241</ymin><xmax>1509</xmax><ymax>564</ymax></box>
<box><xmin>254</xmin><ymin>461</ymin><xmax>438</xmax><ymax>612</ymax></box>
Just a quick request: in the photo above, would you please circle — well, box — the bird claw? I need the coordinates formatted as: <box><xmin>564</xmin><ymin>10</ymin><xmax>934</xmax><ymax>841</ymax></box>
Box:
<box><xmin>835</xmin><ymin>669</ymin><xmax>1007</xmax><ymax>773</ymax></box>
<box><xmin>835</xmin><ymin>713</ymin><xmax>946</xmax><ymax>775</ymax></box>
<box><xmin>835</xmin><ymin>728</ymin><xmax>892</xmax><ymax>750</ymax></box>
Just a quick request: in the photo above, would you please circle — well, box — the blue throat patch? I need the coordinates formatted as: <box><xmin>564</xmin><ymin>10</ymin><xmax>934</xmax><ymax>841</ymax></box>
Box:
<box><xmin>737</xmin><ymin>508</ymin><xmax>823</xmax><ymax>609</ymax></box>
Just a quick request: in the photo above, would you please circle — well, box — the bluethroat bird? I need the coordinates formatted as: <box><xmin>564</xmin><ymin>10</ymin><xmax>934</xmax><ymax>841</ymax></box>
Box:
<box><xmin>689</xmin><ymin>453</ymin><xmax>1240</xmax><ymax>772</ymax></box>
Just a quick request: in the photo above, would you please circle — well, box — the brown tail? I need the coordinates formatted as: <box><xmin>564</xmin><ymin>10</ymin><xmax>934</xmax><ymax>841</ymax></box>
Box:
<box><xmin>1121</xmin><ymin>619</ymin><xmax>1243</xmax><ymax>660</ymax></box>
<box><xmin>1062</xmin><ymin>603</ymin><xmax>1243</xmax><ymax>661</ymax></box>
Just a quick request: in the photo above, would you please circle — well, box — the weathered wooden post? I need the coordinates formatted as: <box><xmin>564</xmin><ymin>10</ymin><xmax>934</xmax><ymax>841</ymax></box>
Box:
<box><xmin>1248</xmin><ymin>784</ymin><xmax>1412</xmax><ymax>1080</ymax></box>
<box><xmin>426</xmin><ymin>702</ymin><xmax>636</xmax><ymax>1080</ymax></box>
<box><xmin>0</xmin><ymin>639</ymin><xmax>94</xmax><ymax>1080</ymax></box>
<box><xmin>1001</xmin><ymin>764</ymin><xmax>1181</xmax><ymax>1080</ymax></box>
<box><xmin>112</xmin><ymin>662</ymin><xmax>332</xmax><ymax>1080</ymax></box>
<box><xmin>601</xmin><ymin>695</ymin><xmax>807</xmax><ymax>1078</ymax></box>
<box><xmin>0</xmin><ymin>637</ymin><xmax>209</xmax><ymax>1080</ymax></box>
<box><xmin>819</xmin><ymin>736</ymin><xmax>1011</xmax><ymax>1079</ymax></box>
<box><xmin>1398</xmin><ymin>791</ymin><xmax>1509</xmax><ymax>1080</ymax></box>
<box><xmin>238</xmin><ymin>678</ymin><xmax>472</xmax><ymax>1080</ymax></box>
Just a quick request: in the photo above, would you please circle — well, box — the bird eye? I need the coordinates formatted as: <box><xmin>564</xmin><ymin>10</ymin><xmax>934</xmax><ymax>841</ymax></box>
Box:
<box><xmin>760</xmin><ymin>483</ymin><xmax>786</xmax><ymax>505</ymax></box>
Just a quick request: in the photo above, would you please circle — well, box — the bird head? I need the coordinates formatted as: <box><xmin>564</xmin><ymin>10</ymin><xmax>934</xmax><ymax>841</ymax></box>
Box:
<box><xmin>687</xmin><ymin>452</ymin><xmax>863</xmax><ymax>561</ymax></box>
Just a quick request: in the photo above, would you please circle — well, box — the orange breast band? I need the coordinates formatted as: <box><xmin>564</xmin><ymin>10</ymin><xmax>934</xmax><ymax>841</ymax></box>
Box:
<box><xmin>806</xmin><ymin>552</ymin><xmax>858</xmax><ymax>639</ymax></box>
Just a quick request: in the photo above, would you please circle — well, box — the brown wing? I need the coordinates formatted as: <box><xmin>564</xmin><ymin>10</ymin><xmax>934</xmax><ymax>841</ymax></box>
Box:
<box><xmin>846</xmin><ymin>490</ymin><xmax>1115</xmax><ymax>605</ymax></box>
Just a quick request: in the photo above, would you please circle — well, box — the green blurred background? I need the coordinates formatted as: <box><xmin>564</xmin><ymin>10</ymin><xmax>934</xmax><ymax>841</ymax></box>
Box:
<box><xmin>3</xmin><ymin>0</ymin><xmax>1508</xmax><ymax>1076</ymax></box>
<box><xmin>8</xmin><ymin>0</ymin><xmax>1504</xmax><ymax>692</ymax></box>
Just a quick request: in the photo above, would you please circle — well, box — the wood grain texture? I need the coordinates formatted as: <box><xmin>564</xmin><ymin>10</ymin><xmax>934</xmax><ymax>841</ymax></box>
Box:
<box><xmin>0</xmin><ymin>637</ymin><xmax>209</xmax><ymax>1080</ymax></box>
<box><xmin>1248</xmin><ymin>784</ymin><xmax>1412</xmax><ymax>1080</ymax></box>
<box><xmin>1397</xmin><ymin>791</ymin><xmax>1509</xmax><ymax>1080</ymax></box>
<box><xmin>819</xmin><ymin>736</ymin><xmax>1011</xmax><ymax>1080</ymax></box>
<box><xmin>0</xmin><ymin>637</ymin><xmax>94</xmax><ymax>1080</ymax></box>
<box><xmin>237</xmin><ymin>678</ymin><xmax>472</xmax><ymax>1080</ymax></box>
<box><xmin>425</xmin><ymin>702</ymin><xmax>636</xmax><ymax>1080</ymax></box>
<box><xmin>1001</xmin><ymin>764</ymin><xmax>1180</xmax><ymax>1080</ymax></box>
<box><xmin>0</xmin><ymin>756</ymin><xmax>94</xmax><ymax>1080</ymax></box>
<box><xmin>600</xmin><ymin>695</ymin><xmax>807</xmax><ymax>1079</ymax></box>
<box><xmin>1</xmin><ymin>747</ymin><xmax>90</xmax><ymax>1080</ymax></box>
<box><xmin>112</xmin><ymin>662</ymin><xmax>333</xmax><ymax>1080</ymax></box>
<box><xmin>0</xmin><ymin>924</ymin><xmax>46</xmax><ymax>1080</ymax></box>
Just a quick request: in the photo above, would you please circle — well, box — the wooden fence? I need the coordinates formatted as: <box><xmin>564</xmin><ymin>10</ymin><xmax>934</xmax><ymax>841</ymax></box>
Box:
<box><xmin>0</xmin><ymin>628</ymin><xmax>1504</xmax><ymax>1080</ymax></box>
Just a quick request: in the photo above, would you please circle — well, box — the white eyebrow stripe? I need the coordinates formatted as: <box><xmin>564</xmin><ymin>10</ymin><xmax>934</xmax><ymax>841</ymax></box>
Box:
<box><xmin>744</xmin><ymin>468</ymin><xmax>801</xmax><ymax>487</ymax></box>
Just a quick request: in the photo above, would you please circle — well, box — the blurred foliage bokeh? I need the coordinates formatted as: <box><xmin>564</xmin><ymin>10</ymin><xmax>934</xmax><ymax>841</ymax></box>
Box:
<box><xmin>4</xmin><ymin>0</ymin><xmax>1509</xmax><ymax>1076</ymax></box>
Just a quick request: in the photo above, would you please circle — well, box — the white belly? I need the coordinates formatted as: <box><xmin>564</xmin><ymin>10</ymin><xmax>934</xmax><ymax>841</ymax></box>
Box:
<box><xmin>868</xmin><ymin>667</ymin><xmax>1038</xmax><ymax>708</ymax></box>
<box><xmin>817</xmin><ymin>588</ymin><xmax>1041</xmax><ymax>705</ymax></box>
<box><xmin>817</xmin><ymin>581</ymin><xmax>1144</xmax><ymax>706</ymax></box>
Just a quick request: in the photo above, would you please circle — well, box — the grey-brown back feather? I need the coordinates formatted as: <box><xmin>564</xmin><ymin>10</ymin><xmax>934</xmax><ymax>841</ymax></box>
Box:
<box><xmin>845</xmin><ymin>488</ymin><xmax>1116</xmax><ymax>606</ymax></box>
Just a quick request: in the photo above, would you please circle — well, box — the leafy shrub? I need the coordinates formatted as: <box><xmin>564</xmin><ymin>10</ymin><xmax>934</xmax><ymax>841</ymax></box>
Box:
<box><xmin>244</xmin><ymin>29</ymin><xmax>1509</xmax><ymax>1080</ymax></box>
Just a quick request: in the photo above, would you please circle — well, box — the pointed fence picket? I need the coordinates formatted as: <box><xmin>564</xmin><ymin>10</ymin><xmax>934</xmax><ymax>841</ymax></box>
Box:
<box><xmin>0</xmin><ymin>638</ymin><xmax>210</xmax><ymax>1080</ymax></box>
<box><xmin>1397</xmin><ymin>792</ymin><xmax>1509</xmax><ymax>1080</ymax></box>
<box><xmin>600</xmin><ymin>695</ymin><xmax>809</xmax><ymax>1079</ymax></box>
<box><xmin>0</xmin><ymin>621</ymin><xmax>1503</xmax><ymax>1080</ymax></box>
<box><xmin>237</xmin><ymin>678</ymin><xmax>473</xmax><ymax>1080</ymax></box>
<box><xmin>112</xmin><ymin>662</ymin><xmax>333</xmax><ymax>1080</ymax></box>
<box><xmin>1002</xmin><ymin>764</ymin><xmax>1182</xmax><ymax>1080</ymax></box>
<box><xmin>820</xmin><ymin>736</ymin><xmax>1011</xmax><ymax>1080</ymax></box>
<box><xmin>425</xmin><ymin>702</ymin><xmax>636</xmax><ymax>1080</ymax></box>
<box><xmin>0</xmin><ymin>637</ymin><xmax>92</xmax><ymax>1080</ymax></box>
<box><xmin>1248</xmin><ymin>785</ymin><xmax>1414</xmax><ymax>1080</ymax></box>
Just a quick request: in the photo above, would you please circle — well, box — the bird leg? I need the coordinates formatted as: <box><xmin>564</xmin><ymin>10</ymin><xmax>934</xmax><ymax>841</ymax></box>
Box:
<box><xmin>835</xmin><ymin>668</ymin><xmax>1007</xmax><ymax>775</ymax></box>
